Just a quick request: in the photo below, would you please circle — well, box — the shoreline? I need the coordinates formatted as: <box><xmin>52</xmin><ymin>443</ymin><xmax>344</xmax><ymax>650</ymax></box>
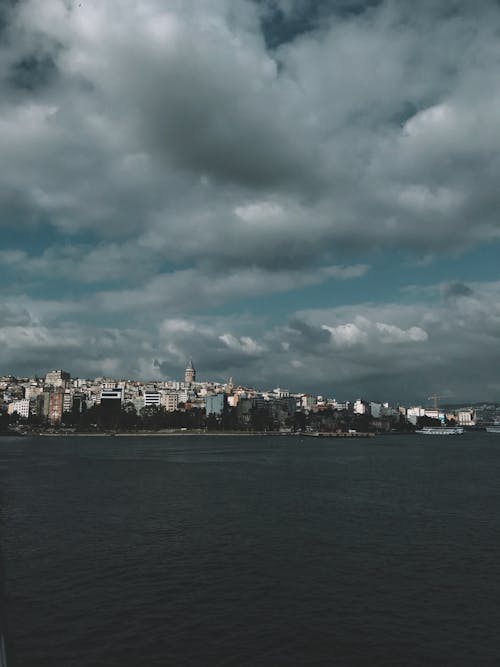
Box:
<box><xmin>0</xmin><ymin>430</ymin><xmax>393</xmax><ymax>438</ymax></box>
<box><xmin>1</xmin><ymin>430</ymin><xmax>295</xmax><ymax>438</ymax></box>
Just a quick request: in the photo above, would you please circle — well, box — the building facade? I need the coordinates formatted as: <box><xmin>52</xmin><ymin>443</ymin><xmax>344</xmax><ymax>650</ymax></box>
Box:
<box><xmin>206</xmin><ymin>393</ymin><xmax>225</xmax><ymax>417</ymax></box>
<box><xmin>144</xmin><ymin>391</ymin><xmax>161</xmax><ymax>408</ymax></box>
<box><xmin>45</xmin><ymin>370</ymin><xmax>70</xmax><ymax>388</ymax></box>
<box><xmin>7</xmin><ymin>399</ymin><xmax>30</xmax><ymax>419</ymax></box>
<box><xmin>48</xmin><ymin>389</ymin><xmax>64</xmax><ymax>424</ymax></box>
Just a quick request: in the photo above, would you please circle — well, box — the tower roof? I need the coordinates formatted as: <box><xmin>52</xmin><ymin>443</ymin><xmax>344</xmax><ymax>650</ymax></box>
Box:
<box><xmin>186</xmin><ymin>358</ymin><xmax>195</xmax><ymax>371</ymax></box>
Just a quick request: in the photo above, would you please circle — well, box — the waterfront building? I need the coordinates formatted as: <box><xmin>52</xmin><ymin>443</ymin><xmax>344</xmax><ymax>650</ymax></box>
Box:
<box><xmin>424</xmin><ymin>409</ymin><xmax>444</xmax><ymax>421</ymax></box>
<box><xmin>206</xmin><ymin>393</ymin><xmax>225</xmax><ymax>417</ymax></box>
<box><xmin>48</xmin><ymin>388</ymin><xmax>64</xmax><ymax>424</ymax></box>
<box><xmin>99</xmin><ymin>388</ymin><xmax>124</xmax><ymax>403</ymax></box>
<box><xmin>236</xmin><ymin>397</ymin><xmax>253</xmax><ymax>426</ymax></box>
<box><xmin>100</xmin><ymin>389</ymin><xmax>123</xmax><ymax>401</ymax></box>
<box><xmin>36</xmin><ymin>392</ymin><xmax>50</xmax><ymax>418</ymax></box>
<box><xmin>7</xmin><ymin>399</ymin><xmax>30</xmax><ymax>419</ymax></box>
<box><xmin>161</xmin><ymin>393</ymin><xmax>179</xmax><ymax>412</ymax></box>
<box><xmin>100</xmin><ymin>388</ymin><xmax>123</xmax><ymax>424</ymax></box>
<box><xmin>456</xmin><ymin>410</ymin><xmax>476</xmax><ymax>426</ymax></box>
<box><xmin>143</xmin><ymin>391</ymin><xmax>161</xmax><ymax>408</ymax></box>
<box><xmin>72</xmin><ymin>393</ymin><xmax>86</xmax><ymax>414</ymax></box>
<box><xmin>353</xmin><ymin>399</ymin><xmax>367</xmax><ymax>415</ymax></box>
<box><xmin>63</xmin><ymin>391</ymin><xmax>73</xmax><ymax>414</ymax></box>
<box><xmin>406</xmin><ymin>406</ymin><xmax>426</xmax><ymax>425</ymax></box>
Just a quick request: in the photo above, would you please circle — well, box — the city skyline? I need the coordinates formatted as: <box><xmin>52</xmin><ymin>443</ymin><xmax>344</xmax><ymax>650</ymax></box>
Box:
<box><xmin>0</xmin><ymin>362</ymin><xmax>494</xmax><ymax>411</ymax></box>
<box><xmin>1</xmin><ymin>365</ymin><xmax>482</xmax><ymax>433</ymax></box>
<box><xmin>2</xmin><ymin>1</ymin><xmax>500</xmax><ymax>403</ymax></box>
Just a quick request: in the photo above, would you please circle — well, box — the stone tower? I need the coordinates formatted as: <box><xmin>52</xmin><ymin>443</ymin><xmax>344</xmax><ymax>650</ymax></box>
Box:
<box><xmin>185</xmin><ymin>359</ymin><xmax>196</xmax><ymax>385</ymax></box>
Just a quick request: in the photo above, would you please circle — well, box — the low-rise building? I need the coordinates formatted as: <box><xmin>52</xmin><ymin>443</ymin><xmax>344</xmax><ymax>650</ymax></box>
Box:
<box><xmin>456</xmin><ymin>410</ymin><xmax>476</xmax><ymax>426</ymax></box>
<box><xmin>161</xmin><ymin>393</ymin><xmax>179</xmax><ymax>412</ymax></box>
<box><xmin>7</xmin><ymin>399</ymin><xmax>30</xmax><ymax>419</ymax></box>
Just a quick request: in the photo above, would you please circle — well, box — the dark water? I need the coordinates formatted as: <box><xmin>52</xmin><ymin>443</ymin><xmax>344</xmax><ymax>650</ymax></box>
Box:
<box><xmin>1</xmin><ymin>432</ymin><xmax>500</xmax><ymax>666</ymax></box>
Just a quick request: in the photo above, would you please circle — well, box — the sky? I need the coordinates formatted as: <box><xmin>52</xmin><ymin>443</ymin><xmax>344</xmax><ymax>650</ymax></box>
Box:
<box><xmin>1</xmin><ymin>0</ymin><xmax>500</xmax><ymax>403</ymax></box>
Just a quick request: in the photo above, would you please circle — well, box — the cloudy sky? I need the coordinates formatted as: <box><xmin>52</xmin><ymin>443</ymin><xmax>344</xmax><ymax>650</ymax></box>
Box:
<box><xmin>1</xmin><ymin>0</ymin><xmax>500</xmax><ymax>403</ymax></box>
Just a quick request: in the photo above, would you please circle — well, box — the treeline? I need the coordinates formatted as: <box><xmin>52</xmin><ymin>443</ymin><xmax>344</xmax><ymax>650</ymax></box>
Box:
<box><xmin>1</xmin><ymin>402</ymin><xmax>418</xmax><ymax>433</ymax></box>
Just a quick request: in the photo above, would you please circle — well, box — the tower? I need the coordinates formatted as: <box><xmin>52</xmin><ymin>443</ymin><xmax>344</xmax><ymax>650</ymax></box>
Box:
<box><xmin>185</xmin><ymin>359</ymin><xmax>196</xmax><ymax>385</ymax></box>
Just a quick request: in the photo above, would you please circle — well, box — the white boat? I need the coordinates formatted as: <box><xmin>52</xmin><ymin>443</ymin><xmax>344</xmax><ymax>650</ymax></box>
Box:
<box><xmin>486</xmin><ymin>426</ymin><xmax>500</xmax><ymax>434</ymax></box>
<box><xmin>415</xmin><ymin>426</ymin><xmax>464</xmax><ymax>435</ymax></box>
<box><xmin>416</xmin><ymin>394</ymin><xmax>464</xmax><ymax>435</ymax></box>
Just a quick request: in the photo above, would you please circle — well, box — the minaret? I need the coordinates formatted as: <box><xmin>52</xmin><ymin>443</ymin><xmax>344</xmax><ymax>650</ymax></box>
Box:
<box><xmin>185</xmin><ymin>358</ymin><xmax>196</xmax><ymax>385</ymax></box>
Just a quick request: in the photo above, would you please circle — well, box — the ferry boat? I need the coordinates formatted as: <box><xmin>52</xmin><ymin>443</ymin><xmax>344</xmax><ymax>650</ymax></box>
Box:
<box><xmin>415</xmin><ymin>426</ymin><xmax>464</xmax><ymax>435</ymax></box>
<box><xmin>415</xmin><ymin>394</ymin><xmax>464</xmax><ymax>435</ymax></box>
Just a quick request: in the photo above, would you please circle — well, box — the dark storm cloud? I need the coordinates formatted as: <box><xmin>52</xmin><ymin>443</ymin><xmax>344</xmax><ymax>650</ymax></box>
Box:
<box><xmin>258</xmin><ymin>0</ymin><xmax>383</xmax><ymax>48</ymax></box>
<box><xmin>4</xmin><ymin>0</ymin><xmax>500</xmax><ymax>253</ymax></box>
<box><xmin>286</xmin><ymin>317</ymin><xmax>331</xmax><ymax>347</ymax></box>
<box><xmin>0</xmin><ymin>302</ymin><xmax>32</xmax><ymax>327</ymax></box>
<box><xmin>8</xmin><ymin>52</ymin><xmax>58</xmax><ymax>91</ymax></box>
<box><xmin>442</xmin><ymin>282</ymin><xmax>474</xmax><ymax>299</ymax></box>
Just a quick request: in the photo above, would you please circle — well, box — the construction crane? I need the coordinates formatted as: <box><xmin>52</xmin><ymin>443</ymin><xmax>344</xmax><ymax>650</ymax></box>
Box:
<box><xmin>427</xmin><ymin>394</ymin><xmax>442</xmax><ymax>411</ymax></box>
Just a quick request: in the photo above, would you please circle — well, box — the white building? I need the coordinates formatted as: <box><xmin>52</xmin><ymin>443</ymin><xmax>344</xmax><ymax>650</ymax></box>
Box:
<box><xmin>407</xmin><ymin>406</ymin><xmax>425</xmax><ymax>418</ymax></box>
<box><xmin>406</xmin><ymin>406</ymin><xmax>428</xmax><ymax>425</ymax></box>
<box><xmin>177</xmin><ymin>390</ymin><xmax>190</xmax><ymax>404</ymax></box>
<box><xmin>456</xmin><ymin>410</ymin><xmax>476</xmax><ymax>426</ymax></box>
<box><xmin>63</xmin><ymin>391</ymin><xmax>74</xmax><ymax>413</ymax></box>
<box><xmin>144</xmin><ymin>391</ymin><xmax>161</xmax><ymax>408</ymax></box>
<box><xmin>227</xmin><ymin>395</ymin><xmax>238</xmax><ymax>407</ymax></box>
<box><xmin>100</xmin><ymin>388</ymin><xmax>124</xmax><ymax>402</ymax></box>
<box><xmin>7</xmin><ymin>399</ymin><xmax>30</xmax><ymax>419</ymax></box>
<box><xmin>353</xmin><ymin>399</ymin><xmax>367</xmax><ymax>415</ymax></box>
<box><xmin>274</xmin><ymin>388</ymin><xmax>290</xmax><ymax>399</ymax></box>
<box><xmin>424</xmin><ymin>409</ymin><xmax>443</xmax><ymax>421</ymax></box>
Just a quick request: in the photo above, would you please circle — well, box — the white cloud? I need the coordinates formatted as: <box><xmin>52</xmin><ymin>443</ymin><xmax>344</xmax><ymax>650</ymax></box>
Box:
<box><xmin>234</xmin><ymin>201</ymin><xmax>286</xmax><ymax>224</ymax></box>
<box><xmin>219</xmin><ymin>333</ymin><xmax>265</xmax><ymax>355</ymax></box>
<box><xmin>322</xmin><ymin>322</ymin><xmax>367</xmax><ymax>348</ymax></box>
<box><xmin>375</xmin><ymin>323</ymin><xmax>428</xmax><ymax>344</ymax></box>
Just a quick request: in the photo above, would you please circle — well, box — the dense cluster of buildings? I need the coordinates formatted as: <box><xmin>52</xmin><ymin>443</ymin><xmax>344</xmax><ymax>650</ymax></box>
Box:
<box><xmin>0</xmin><ymin>360</ymin><xmax>478</xmax><ymax>432</ymax></box>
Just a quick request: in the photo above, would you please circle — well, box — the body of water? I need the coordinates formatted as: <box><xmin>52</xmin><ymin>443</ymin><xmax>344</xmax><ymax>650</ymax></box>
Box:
<box><xmin>1</xmin><ymin>432</ymin><xmax>500</xmax><ymax>666</ymax></box>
